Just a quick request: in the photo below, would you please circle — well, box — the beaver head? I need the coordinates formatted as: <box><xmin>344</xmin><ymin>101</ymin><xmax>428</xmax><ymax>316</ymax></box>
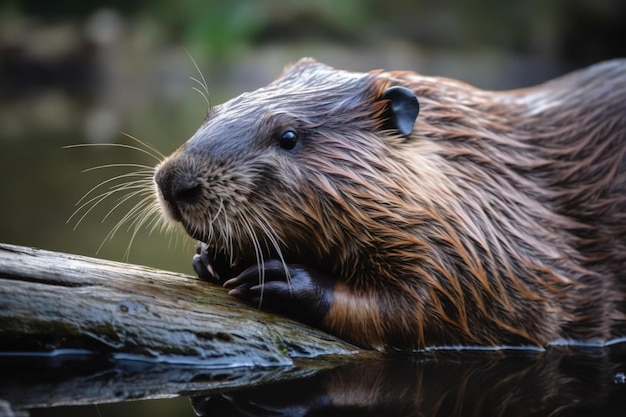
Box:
<box><xmin>154</xmin><ymin>58</ymin><xmax>422</xmax><ymax>278</ymax></box>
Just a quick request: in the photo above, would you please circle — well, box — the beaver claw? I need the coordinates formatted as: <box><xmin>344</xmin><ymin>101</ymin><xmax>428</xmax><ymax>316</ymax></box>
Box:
<box><xmin>192</xmin><ymin>242</ymin><xmax>247</xmax><ymax>284</ymax></box>
<box><xmin>192</xmin><ymin>242</ymin><xmax>221</xmax><ymax>284</ymax></box>
<box><xmin>223</xmin><ymin>260</ymin><xmax>334</xmax><ymax>326</ymax></box>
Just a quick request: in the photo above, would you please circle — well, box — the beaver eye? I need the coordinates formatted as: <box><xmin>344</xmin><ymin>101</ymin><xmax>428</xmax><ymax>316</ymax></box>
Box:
<box><xmin>278</xmin><ymin>130</ymin><xmax>298</xmax><ymax>150</ymax></box>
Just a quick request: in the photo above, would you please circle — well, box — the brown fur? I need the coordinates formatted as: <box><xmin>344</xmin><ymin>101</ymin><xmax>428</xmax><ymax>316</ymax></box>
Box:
<box><xmin>156</xmin><ymin>58</ymin><xmax>626</xmax><ymax>351</ymax></box>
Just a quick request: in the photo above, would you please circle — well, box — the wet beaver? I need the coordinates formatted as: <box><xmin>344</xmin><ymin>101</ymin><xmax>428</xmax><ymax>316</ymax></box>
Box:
<box><xmin>154</xmin><ymin>58</ymin><xmax>626</xmax><ymax>351</ymax></box>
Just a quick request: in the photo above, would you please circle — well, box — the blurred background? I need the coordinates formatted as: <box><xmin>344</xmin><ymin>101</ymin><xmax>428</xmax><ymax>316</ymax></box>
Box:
<box><xmin>1</xmin><ymin>0</ymin><xmax>625</xmax><ymax>275</ymax></box>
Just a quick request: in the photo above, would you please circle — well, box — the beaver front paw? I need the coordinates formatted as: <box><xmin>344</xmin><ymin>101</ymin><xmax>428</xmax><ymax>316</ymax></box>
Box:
<box><xmin>223</xmin><ymin>260</ymin><xmax>334</xmax><ymax>326</ymax></box>
<box><xmin>192</xmin><ymin>243</ymin><xmax>214</xmax><ymax>283</ymax></box>
<box><xmin>192</xmin><ymin>242</ymin><xmax>247</xmax><ymax>284</ymax></box>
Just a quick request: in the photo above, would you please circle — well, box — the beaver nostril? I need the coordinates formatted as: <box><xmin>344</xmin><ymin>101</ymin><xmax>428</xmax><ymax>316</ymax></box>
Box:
<box><xmin>175</xmin><ymin>184</ymin><xmax>203</xmax><ymax>205</ymax></box>
<box><xmin>155</xmin><ymin>168</ymin><xmax>202</xmax><ymax>207</ymax></box>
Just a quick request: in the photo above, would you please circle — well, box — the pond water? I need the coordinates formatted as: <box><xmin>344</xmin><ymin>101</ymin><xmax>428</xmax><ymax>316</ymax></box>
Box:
<box><xmin>2</xmin><ymin>343</ymin><xmax>625</xmax><ymax>417</ymax></box>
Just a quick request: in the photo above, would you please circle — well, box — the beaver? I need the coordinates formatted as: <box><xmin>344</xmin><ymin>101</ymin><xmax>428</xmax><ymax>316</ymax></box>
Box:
<box><xmin>154</xmin><ymin>58</ymin><xmax>626</xmax><ymax>351</ymax></box>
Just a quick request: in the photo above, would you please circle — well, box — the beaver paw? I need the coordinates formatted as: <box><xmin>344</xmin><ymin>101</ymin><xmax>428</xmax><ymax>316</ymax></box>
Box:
<box><xmin>192</xmin><ymin>242</ymin><xmax>218</xmax><ymax>283</ymax></box>
<box><xmin>192</xmin><ymin>242</ymin><xmax>243</xmax><ymax>284</ymax></box>
<box><xmin>223</xmin><ymin>260</ymin><xmax>333</xmax><ymax>325</ymax></box>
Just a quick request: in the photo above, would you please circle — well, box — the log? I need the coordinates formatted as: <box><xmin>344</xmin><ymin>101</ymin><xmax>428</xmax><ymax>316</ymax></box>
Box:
<box><xmin>0</xmin><ymin>243</ymin><xmax>365</xmax><ymax>367</ymax></box>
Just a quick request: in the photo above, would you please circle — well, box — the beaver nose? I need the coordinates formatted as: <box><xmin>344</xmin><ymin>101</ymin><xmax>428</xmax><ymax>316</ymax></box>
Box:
<box><xmin>154</xmin><ymin>168</ymin><xmax>203</xmax><ymax>208</ymax></box>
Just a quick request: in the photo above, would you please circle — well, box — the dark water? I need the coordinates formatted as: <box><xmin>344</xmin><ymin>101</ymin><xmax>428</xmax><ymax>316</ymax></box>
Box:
<box><xmin>2</xmin><ymin>343</ymin><xmax>625</xmax><ymax>417</ymax></box>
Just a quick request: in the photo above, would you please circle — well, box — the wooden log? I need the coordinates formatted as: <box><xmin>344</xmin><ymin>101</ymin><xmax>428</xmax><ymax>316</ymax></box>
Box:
<box><xmin>0</xmin><ymin>243</ymin><xmax>365</xmax><ymax>367</ymax></box>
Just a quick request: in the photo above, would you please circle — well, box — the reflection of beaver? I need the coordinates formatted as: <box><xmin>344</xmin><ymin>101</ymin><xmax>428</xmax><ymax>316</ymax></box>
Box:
<box><xmin>154</xmin><ymin>58</ymin><xmax>626</xmax><ymax>351</ymax></box>
<box><xmin>191</xmin><ymin>348</ymin><xmax>625</xmax><ymax>417</ymax></box>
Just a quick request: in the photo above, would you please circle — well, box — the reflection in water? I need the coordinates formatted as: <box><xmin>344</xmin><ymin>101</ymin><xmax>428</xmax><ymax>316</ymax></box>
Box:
<box><xmin>191</xmin><ymin>346</ymin><xmax>626</xmax><ymax>417</ymax></box>
<box><xmin>1</xmin><ymin>345</ymin><xmax>625</xmax><ymax>416</ymax></box>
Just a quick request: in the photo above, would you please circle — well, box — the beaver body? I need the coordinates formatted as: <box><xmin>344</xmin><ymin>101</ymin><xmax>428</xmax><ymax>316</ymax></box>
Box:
<box><xmin>155</xmin><ymin>58</ymin><xmax>626</xmax><ymax>351</ymax></box>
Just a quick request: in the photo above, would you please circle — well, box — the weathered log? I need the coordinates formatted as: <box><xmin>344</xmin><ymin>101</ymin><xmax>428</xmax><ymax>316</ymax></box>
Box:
<box><xmin>0</xmin><ymin>243</ymin><xmax>366</xmax><ymax>366</ymax></box>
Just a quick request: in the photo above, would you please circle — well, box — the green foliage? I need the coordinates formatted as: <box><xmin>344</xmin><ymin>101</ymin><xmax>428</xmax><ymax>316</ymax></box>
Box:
<box><xmin>151</xmin><ymin>0</ymin><xmax>378</xmax><ymax>57</ymax></box>
<box><xmin>166</xmin><ymin>1</ymin><xmax>268</xmax><ymax>57</ymax></box>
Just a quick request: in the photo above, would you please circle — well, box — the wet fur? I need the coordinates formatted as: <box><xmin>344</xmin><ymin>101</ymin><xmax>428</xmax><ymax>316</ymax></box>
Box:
<box><xmin>156</xmin><ymin>58</ymin><xmax>626</xmax><ymax>350</ymax></box>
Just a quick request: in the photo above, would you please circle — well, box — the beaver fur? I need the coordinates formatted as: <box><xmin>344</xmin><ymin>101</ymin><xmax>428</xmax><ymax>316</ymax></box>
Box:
<box><xmin>155</xmin><ymin>58</ymin><xmax>626</xmax><ymax>351</ymax></box>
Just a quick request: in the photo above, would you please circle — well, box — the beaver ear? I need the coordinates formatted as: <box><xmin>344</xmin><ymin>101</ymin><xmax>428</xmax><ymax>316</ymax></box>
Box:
<box><xmin>381</xmin><ymin>86</ymin><xmax>420</xmax><ymax>137</ymax></box>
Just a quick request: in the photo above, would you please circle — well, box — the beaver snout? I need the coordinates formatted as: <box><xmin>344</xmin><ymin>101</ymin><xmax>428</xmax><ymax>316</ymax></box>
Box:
<box><xmin>154</xmin><ymin>162</ymin><xmax>203</xmax><ymax>222</ymax></box>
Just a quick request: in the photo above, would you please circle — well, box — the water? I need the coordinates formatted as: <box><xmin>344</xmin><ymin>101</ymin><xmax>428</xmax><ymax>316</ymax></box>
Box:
<box><xmin>2</xmin><ymin>344</ymin><xmax>625</xmax><ymax>417</ymax></box>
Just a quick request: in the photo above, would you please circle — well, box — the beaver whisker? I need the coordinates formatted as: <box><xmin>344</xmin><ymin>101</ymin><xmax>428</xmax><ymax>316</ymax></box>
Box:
<box><xmin>210</xmin><ymin>199</ymin><xmax>225</xmax><ymax>225</ymax></box>
<box><xmin>68</xmin><ymin>134</ymin><xmax>187</xmax><ymax>259</ymax></box>
<box><xmin>255</xmin><ymin>212</ymin><xmax>291</xmax><ymax>285</ymax></box>
<box><xmin>119</xmin><ymin>132</ymin><xmax>166</xmax><ymax>161</ymax></box>
<box><xmin>204</xmin><ymin>219</ymin><xmax>212</xmax><ymax>246</ymax></box>
<box><xmin>69</xmin><ymin>179</ymin><xmax>150</xmax><ymax>230</ymax></box>
<box><xmin>192</xmin><ymin>87</ymin><xmax>210</xmax><ymax>111</ymax></box>
<box><xmin>64</xmin><ymin>143</ymin><xmax>163</xmax><ymax>163</ymax></box>
<box><xmin>205</xmin><ymin>199</ymin><xmax>225</xmax><ymax>246</ymax></box>
<box><xmin>122</xmin><ymin>197</ymin><xmax>165</xmax><ymax>261</ymax></box>
<box><xmin>69</xmin><ymin>170</ymin><xmax>153</xmax><ymax>221</ymax></box>
<box><xmin>145</xmin><ymin>200</ymin><xmax>169</xmax><ymax>235</ymax></box>
<box><xmin>102</xmin><ymin>192</ymin><xmax>157</xmax><ymax>252</ymax></box>
<box><xmin>71</xmin><ymin>167</ymin><xmax>155</xmax><ymax>225</ymax></box>
<box><xmin>81</xmin><ymin>163</ymin><xmax>154</xmax><ymax>172</ymax></box>
<box><xmin>184</xmin><ymin>47</ymin><xmax>211</xmax><ymax>112</ymax></box>
<box><xmin>101</xmin><ymin>178</ymin><xmax>158</xmax><ymax>237</ymax></box>
<box><xmin>102</xmin><ymin>184</ymin><xmax>154</xmax><ymax>223</ymax></box>
<box><xmin>189</xmin><ymin>76</ymin><xmax>210</xmax><ymax>101</ymax></box>
<box><xmin>75</xmin><ymin>170</ymin><xmax>154</xmax><ymax>206</ymax></box>
<box><xmin>110</xmin><ymin>191</ymin><xmax>155</xmax><ymax>234</ymax></box>
<box><xmin>241</xmin><ymin>216</ymin><xmax>266</xmax><ymax>307</ymax></box>
<box><xmin>188</xmin><ymin>196</ymin><xmax>223</xmax><ymax>249</ymax></box>
<box><xmin>75</xmin><ymin>176</ymin><xmax>151</xmax><ymax>218</ymax></box>
<box><xmin>123</xmin><ymin>200</ymin><xmax>154</xmax><ymax>257</ymax></box>
<box><xmin>108</xmin><ymin>176</ymin><xmax>154</xmax><ymax>192</ymax></box>
<box><xmin>223</xmin><ymin>210</ymin><xmax>235</xmax><ymax>267</ymax></box>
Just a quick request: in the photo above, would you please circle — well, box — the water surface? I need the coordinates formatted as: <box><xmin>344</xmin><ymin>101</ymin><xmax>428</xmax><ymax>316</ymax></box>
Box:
<box><xmin>2</xmin><ymin>344</ymin><xmax>625</xmax><ymax>417</ymax></box>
